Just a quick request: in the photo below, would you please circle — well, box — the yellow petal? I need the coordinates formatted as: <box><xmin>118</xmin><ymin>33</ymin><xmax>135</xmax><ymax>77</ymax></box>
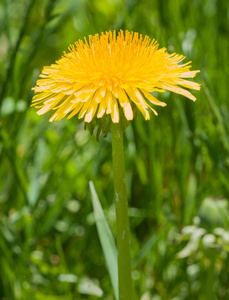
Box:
<box><xmin>111</xmin><ymin>97</ymin><xmax>119</xmax><ymax>123</ymax></box>
<box><xmin>32</xmin><ymin>92</ymin><xmax>54</xmax><ymax>102</ymax></box>
<box><xmin>97</xmin><ymin>90</ymin><xmax>108</xmax><ymax>118</ymax></box>
<box><xmin>141</xmin><ymin>89</ymin><xmax>167</xmax><ymax>107</ymax></box>
<box><xmin>123</xmin><ymin>103</ymin><xmax>133</xmax><ymax>120</ymax></box>
<box><xmin>179</xmin><ymin>70</ymin><xmax>200</xmax><ymax>78</ymax></box>
<box><xmin>85</xmin><ymin>94</ymin><xmax>99</xmax><ymax>122</ymax></box>
<box><xmin>125</xmin><ymin>87</ymin><xmax>150</xmax><ymax>120</ymax></box>
<box><xmin>114</xmin><ymin>86</ymin><xmax>129</xmax><ymax>107</ymax></box>
<box><xmin>126</xmin><ymin>87</ymin><xmax>147</xmax><ymax>107</ymax></box>
<box><xmin>67</xmin><ymin>102</ymin><xmax>84</xmax><ymax>119</ymax></box>
<box><xmin>78</xmin><ymin>97</ymin><xmax>93</xmax><ymax>119</ymax></box>
<box><xmin>94</xmin><ymin>87</ymin><xmax>106</xmax><ymax>103</ymax></box>
<box><xmin>106</xmin><ymin>90</ymin><xmax>113</xmax><ymax>114</ymax></box>
<box><xmin>174</xmin><ymin>79</ymin><xmax>201</xmax><ymax>90</ymax></box>
<box><xmin>162</xmin><ymin>84</ymin><xmax>196</xmax><ymax>101</ymax></box>
<box><xmin>49</xmin><ymin>113</ymin><xmax>58</xmax><ymax>122</ymax></box>
<box><xmin>36</xmin><ymin>94</ymin><xmax>65</xmax><ymax>115</ymax></box>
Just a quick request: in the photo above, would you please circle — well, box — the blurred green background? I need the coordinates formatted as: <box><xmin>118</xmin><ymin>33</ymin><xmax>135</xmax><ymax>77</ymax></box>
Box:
<box><xmin>0</xmin><ymin>0</ymin><xmax>229</xmax><ymax>299</ymax></box>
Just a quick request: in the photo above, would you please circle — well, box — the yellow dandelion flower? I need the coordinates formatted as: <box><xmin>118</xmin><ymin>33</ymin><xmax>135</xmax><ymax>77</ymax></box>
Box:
<box><xmin>31</xmin><ymin>30</ymin><xmax>200</xmax><ymax>124</ymax></box>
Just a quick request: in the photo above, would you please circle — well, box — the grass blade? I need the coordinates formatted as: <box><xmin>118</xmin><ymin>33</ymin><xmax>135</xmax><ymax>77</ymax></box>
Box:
<box><xmin>89</xmin><ymin>181</ymin><xmax>118</xmax><ymax>300</ymax></box>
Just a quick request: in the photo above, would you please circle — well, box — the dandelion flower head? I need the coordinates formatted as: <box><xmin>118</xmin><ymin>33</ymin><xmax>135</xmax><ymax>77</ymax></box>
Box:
<box><xmin>32</xmin><ymin>30</ymin><xmax>200</xmax><ymax>124</ymax></box>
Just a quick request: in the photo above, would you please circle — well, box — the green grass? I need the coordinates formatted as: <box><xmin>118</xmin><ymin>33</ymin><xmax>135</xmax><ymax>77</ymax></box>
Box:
<box><xmin>0</xmin><ymin>0</ymin><xmax>229</xmax><ymax>299</ymax></box>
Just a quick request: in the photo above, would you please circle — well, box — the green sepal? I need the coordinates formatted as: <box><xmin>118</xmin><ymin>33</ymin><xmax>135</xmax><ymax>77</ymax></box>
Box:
<box><xmin>83</xmin><ymin>103</ymin><xmax>136</xmax><ymax>141</ymax></box>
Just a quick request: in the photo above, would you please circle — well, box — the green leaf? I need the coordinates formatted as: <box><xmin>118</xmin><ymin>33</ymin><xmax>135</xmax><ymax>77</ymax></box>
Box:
<box><xmin>89</xmin><ymin>181</ymin><xmax>118</xmax><ymax>300</ymax></box>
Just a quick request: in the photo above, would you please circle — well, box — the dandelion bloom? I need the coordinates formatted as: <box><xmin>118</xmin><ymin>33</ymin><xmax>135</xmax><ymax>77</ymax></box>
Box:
<box><xmin>32</xmin><ymin>30</ymin><xmax>200</xmax><ymax>123</ymax></box>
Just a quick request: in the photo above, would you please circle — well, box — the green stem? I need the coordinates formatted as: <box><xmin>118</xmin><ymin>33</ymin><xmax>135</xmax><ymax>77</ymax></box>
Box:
<box><xmin>111</xmin><ymin>122</ymin><xmax>132</xmax><ymax>300</ymax></box>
